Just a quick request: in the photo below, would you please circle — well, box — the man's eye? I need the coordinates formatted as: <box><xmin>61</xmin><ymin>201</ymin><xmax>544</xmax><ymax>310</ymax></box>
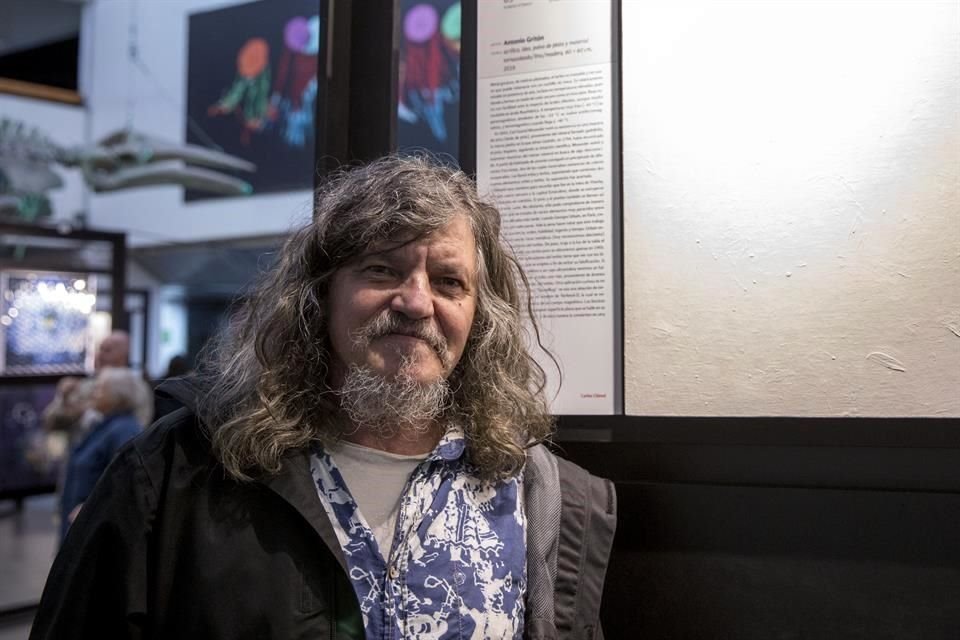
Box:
<box><xmin>436</xmin><ymin>277</ymin><xmax>464</xmax><ymax>291</ymax></box>
<box><xmin>364</xmin><ymin>265</ymin><xmax>394</xmax><ymax>277</ymax></box>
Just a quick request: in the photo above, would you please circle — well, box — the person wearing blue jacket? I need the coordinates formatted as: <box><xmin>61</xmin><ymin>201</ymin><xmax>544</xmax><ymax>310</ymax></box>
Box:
<box><xmin>59</xmin><ymin>366</ymin><xmax>152</xmax><ymax>541</ymax></box>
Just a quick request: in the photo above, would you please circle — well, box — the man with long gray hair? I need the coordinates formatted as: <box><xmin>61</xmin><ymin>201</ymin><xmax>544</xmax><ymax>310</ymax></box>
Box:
<box><xmin>31</xmin><ymin>156</ymin><xmax>616</xmax><ymax>639</ymax></box>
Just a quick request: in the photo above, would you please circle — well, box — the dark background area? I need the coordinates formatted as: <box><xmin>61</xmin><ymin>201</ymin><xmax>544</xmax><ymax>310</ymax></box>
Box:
<box><xmin>0</xmin><ymin>37</ymin><xmax>78</xmax><ymax>91</ymax></box>
<box><xmin>555</xmin><ymin>419</ymin><xmax>960</xmax><ymax>639</ymax></box>
<box><xmin>0</xmin><ymin>384</ymin><xmax>58</xmax><ymax>500</ymax></box>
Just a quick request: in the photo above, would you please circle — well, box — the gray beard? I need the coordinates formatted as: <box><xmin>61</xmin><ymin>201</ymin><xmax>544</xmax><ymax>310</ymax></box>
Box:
<box><xmin>336</xmin><ymin>359</ymin><xmax>452</xmax><ymax>439</ymax></box>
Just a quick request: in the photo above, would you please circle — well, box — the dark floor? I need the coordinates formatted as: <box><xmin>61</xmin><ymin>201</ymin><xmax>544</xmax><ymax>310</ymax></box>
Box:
<box><xmin>0</xmin><ymin>495</ymin><xmax>57</xmax><ymax>640</ymax></box>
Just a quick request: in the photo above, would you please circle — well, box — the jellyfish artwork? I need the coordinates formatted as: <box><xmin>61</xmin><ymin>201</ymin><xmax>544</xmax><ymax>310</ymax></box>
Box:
<box><xmin>398</xmin><ymin>2</ymin><xmax>461</xmax><ymax>144</ymax></box>
<box><xmin>208</xmin><ymin>38</ymin><xmax>272</xmax><ymax>145</ymax></box>
<box><xmin>266</xmin><ymin>15</ymin><xmax>320</xmax><ymax>148</ymax></box>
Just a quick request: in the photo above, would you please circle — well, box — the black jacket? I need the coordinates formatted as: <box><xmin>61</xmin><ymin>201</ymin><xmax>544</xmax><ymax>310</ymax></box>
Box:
<box><xmin>30</xmin><ymin>379</ymin><xmax>616</xmax><ymax>639</ymax></box>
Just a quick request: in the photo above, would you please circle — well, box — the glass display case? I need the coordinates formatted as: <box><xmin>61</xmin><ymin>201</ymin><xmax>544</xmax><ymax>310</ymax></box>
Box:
<box><xmin>0</xmin><ymin>221</ymin><xmax>125</xmax><ymax>499</ymax></box>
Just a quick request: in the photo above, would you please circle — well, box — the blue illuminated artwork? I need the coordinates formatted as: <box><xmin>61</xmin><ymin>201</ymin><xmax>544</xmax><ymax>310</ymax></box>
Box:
<box><xmin>1</xmin><ymin>272</ymin><xmax>95</xmax><ymax>375</ymax></box>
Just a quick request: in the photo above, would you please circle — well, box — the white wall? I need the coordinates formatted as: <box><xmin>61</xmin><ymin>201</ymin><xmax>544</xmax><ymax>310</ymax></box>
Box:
<box><xmin>155</xmin><ymin>286</ymin><xmax>189</xmax><ymax>380</ymax></box>
<box><xmin>125</xmin><ymin>260</ymin><xmax>166</xmax><ymax>377</ymax></box>
<box><xmin>0</xmin><ymin>93</ymin><xmax>86</xmax><ymax>223</ymax></box>
<box><xmin>622</xmin><ymin>1</ymin><xmax>960</xmax><ymax>417</ymax></box>
<box><xmin>80</xmin><ymin>0</ymin><xmax>313</xmax><ymax>247</ymax></box>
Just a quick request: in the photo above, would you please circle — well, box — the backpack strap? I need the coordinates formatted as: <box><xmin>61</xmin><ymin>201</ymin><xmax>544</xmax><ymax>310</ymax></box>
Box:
<box><xmin>525</xmin><ymin>444</ymin><xmax>563</xmax><ymax>638</ymax></box>
<box><xmin>554</xmin><ymin>456</ymin><xmax>617</xmax><ymax>640</ymax></box>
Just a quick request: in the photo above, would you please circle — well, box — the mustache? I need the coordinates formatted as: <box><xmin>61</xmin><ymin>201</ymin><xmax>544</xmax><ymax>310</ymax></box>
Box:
<box><xmin>350</xmin><ymin>311</ymin><xmax>450</xmax><ymax>367</ymax></box>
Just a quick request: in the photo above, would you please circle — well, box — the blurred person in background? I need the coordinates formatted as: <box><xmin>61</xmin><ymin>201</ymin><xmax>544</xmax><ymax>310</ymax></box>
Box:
<box><xmin>93</xmin><ymin>331</ymin><xmax>131</xmax><ymax>371</ymax></box>
<box><xmin>38</xmin><ymin>331</ymin><xmax>134</xmax><ymax>488</ymax></box>
<box><xmin>58</xmin><ymin>366</ymin><xmax>152</xmax><ymax>542</ymax></box>
<box><xmin>43</xmin><ymin>330</ymin><xmax>132</xmax><ymax>439</ymax></box>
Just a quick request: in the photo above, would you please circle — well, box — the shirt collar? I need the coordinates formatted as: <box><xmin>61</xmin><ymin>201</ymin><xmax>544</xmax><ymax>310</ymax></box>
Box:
<box><xmin>313</xmin><ymin>422</ymin><xmax>468</xmax><ymax>464</ymax></box>
<box><xmin>429</xmin><ymin>423</ymin><xmax>466</xmax><ymax>463</ymax></box>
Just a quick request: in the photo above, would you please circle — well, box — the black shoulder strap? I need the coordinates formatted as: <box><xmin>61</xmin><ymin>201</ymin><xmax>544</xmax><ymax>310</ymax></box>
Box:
<box><xmin>554</xmin><ymin>456</ymin><xmax>617</xmax><ymax>640</ymax></box>
<box><xmin>525</xmin><ymin>444</ymin><xmax>563</xmax><ymax>636</ymax></box>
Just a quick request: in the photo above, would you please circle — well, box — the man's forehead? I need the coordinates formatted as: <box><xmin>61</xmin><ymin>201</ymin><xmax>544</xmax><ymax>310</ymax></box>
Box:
<box><xmin>355</xmin><ymin>219</ymin><xmax>476</xmax><ymax>261</ymax></box>
<box><xmin>359</xmin><ymin>233</ymin><xmax>420</xmax><ymax>257</ymax></box>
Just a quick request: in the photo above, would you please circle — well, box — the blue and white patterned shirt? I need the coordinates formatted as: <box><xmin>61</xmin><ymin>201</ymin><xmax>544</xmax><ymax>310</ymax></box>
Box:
<box><xmin>310</xmin><ymin>426</ymin><xmax>527</xmax><ymax>639</ymax></box>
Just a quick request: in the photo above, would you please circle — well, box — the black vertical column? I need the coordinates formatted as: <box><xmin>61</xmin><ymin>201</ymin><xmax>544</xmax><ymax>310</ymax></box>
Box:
<box><xmin>111</xmin><ymin>233</ymin><xmax>128</xmax><ymax>332</ymax></box>
<box><xmin>315</xmin><ymin>0</ymin><xmax>350</xmax><ymax>180</ymax></box>
<box><xmin>347</xmin><ymin>0</ymin><xmax>398</xmax><ymax>163</ymax></box>
<box><xmin>459</xmin><ymin>0</ymin><xmax>477</xmax><ymax>176</ymax></box>
<box><xmin>313</xmin><ymin>0</ymin><xmax>398</xmax><ymax>191</ymax></box>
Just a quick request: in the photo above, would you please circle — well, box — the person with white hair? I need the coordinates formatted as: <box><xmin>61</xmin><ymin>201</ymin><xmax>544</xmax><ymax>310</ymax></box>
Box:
<box><xmin>42</xmin><ymin>330</ymin><xmax>133</xmax><ymax>443</ymax></box>
<box><xmin>58</xmin><ymin>366</ymin><xmax>152</xmax><ymax>542</ymax></box>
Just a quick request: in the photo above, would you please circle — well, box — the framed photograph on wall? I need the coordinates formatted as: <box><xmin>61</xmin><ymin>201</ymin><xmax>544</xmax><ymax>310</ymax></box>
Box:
<box><xmin>185</xmin><ymin>0</ymin><xmax>327</xmax><ymax>200</ymax></box>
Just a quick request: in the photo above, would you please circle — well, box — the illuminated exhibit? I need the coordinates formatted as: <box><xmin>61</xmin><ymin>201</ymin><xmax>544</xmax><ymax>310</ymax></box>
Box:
<box><xmin>0</xmin><ymin>272</ymin><xmax>96</xmax><ymax>375</ymax></box>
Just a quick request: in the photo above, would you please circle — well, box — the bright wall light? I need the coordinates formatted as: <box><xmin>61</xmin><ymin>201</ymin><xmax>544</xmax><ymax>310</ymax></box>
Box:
<box><xmin>36</xmin><ymin>281</ymin><xmax>97</xmax><ymax>314</ymax></box>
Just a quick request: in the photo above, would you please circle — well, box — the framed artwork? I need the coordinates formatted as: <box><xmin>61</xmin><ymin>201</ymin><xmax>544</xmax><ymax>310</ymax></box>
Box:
<box><xmin>185</xmin><ymin>0</ymin><xmax>325</xmax><ymax>200</ymax></box>
<box><xmin>397</xmin><ymin>0</ymin><xmax>461</xmax><ymax>163</ymax></box>
<box><xmin>0</xmin><ymin>270</ymin><xmax>97</xmax><ymax>375</ymax></box>
<box><xmin>0</xmin><ymin>383</ymin><xmax>60</xmax><ymax>496</ymax></box>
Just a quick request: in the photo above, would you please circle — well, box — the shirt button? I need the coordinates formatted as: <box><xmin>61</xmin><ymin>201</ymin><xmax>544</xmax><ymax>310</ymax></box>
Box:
<box><xmin>388</xmin><ymin>565</ymin><xmax>400</xmax><ymax>580</ymax></box>
<box><xmin>454</xmin><ymin>570</ymin><xmax>466</xmax><ymax>586</ymax></box>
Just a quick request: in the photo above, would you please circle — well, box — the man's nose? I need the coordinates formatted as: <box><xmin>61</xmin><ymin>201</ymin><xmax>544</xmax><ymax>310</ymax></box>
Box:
<box><xmin>390</xmin><ymin>274</ymin><xmax>434</xmax><ymax>319</ymax></box>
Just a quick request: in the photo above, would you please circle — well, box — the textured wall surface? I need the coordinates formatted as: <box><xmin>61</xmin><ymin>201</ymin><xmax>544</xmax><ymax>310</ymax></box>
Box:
<box><xmin>622</xmin><ymin>2</ymin><xmax>960</xmax><ymax>416</ymax></box>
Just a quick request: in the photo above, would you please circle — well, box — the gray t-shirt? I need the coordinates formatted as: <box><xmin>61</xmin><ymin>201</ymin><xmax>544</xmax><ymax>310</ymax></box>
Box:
<box><xmin>328</xmin><ymin>441</ymin><xmax>429</xmax><ymax>558</ymax></box>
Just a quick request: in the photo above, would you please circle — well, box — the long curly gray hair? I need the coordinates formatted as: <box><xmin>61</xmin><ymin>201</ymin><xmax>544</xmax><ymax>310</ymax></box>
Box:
<box><xmin>197</xmin><ymin>155</ymin><xmax>554</xmax><ymax>482</ymax></box>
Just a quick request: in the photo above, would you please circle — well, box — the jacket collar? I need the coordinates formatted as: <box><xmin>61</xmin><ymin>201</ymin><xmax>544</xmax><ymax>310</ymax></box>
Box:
<box><xmin>260</xmin><ymin>449</ymin><xmax>349</xmax><ymax>574</ymax></box>
<box><xmin>155</xmin><ymin>375</ymin><xmax>202</xmax><ymax>412</ymax></box>
<box><xmin>157</xmin><ymin>376</ymin><xmax>350</xmax><ymax>571</ymax></box>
